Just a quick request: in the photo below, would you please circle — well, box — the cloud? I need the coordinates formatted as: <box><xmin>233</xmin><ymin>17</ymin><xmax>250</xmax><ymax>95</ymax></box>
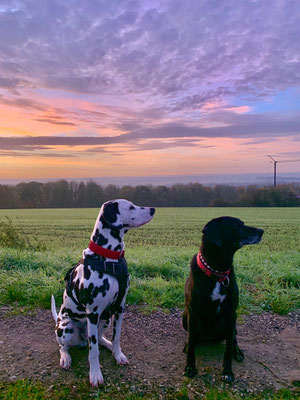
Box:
<box><xmin>0</xmin><ymin>107</ymin><xmax>298</xmax><ymax>156</ymax></box>
<box><xmin>0</xmin><ymin>76</ymin><xmax>22</xmax><ymax>90</ymax></box>
<box><xmin>35</xmin><ymin>118</ymin><xmax>77</xmax><ymax>126</ymax></box>
<box><xmin>124</xmin><ymin>111</ymin><xmax>300</xmax><ymax>140</ymax></box>
<box><xmin>0</xmin><ymin>136</ymin><xmax>121</xmax><ymax>150</ymax></box>
<box><xmin>0</xmin><ymin>135</ymin><xmax>211</xmax><ymax>157</ymax></box>
<box><xmin>0</xmin><ymin>0</ymin><xmax>300</xmax><ymax>106</ymax></box>
<box><xmin>270</xmin><ymin>151</ymin><xmax>300</xmax><ymax>159</ymax></box>
<box><xmin>0</xmin><ymin>94</ymin><xmax>48</xmax><ymax>111</ymax></box>
<box><xmin>0</xmin><ymin>151</ymin><xmax>31</xmax><ymax>157</ymax></box>
<box><xmin>241</xmin><ymin>138</ymin><xmax>278</xmax><ymax>145</ymax></box>
<box><xmin>0</xmin><ymin>150</ymin><xmax>76</xmax><ymax>158</ymax></box>
<box><xmin>128</xmin><ymin>138</ymin><xmax>211</xmax><ymax>152</ymax></box>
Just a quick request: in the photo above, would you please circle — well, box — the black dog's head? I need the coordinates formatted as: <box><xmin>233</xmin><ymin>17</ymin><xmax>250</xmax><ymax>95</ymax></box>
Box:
<box><xmin>202</xmin><ymin>216</ymin><xmax>263</xmax><ymax>251</ymax></box>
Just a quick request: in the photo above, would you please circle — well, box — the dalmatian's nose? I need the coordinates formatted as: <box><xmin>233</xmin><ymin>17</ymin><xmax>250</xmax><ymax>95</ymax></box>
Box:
<box><xmin>150</xmin><ymin>208</ymin><xmax>155</xmax><ymax>216</ymax></box>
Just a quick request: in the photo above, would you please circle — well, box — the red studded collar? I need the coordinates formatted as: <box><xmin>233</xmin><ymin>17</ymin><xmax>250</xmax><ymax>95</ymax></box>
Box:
<box><xmin>196</xmin><ymin>250</ymin><xmax>230</xmax><ymax>286</ymax></box>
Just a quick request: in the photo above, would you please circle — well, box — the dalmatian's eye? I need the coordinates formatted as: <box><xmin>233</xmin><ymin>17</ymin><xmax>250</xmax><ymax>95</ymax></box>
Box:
<box><xmin>129</xmin><ymin>205</ymin><xmax>135</xmax><ymax>210</ymax></box>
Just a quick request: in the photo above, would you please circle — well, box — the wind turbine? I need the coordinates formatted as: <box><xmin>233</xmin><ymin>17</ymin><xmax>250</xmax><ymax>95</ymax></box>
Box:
<box><xmin>267</xmin><ymin>155</ymin><xmax>300</xmax><ymax>187</ymax></box>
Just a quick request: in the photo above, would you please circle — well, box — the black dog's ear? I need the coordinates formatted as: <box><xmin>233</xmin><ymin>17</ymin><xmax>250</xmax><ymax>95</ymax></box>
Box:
<box><xmin>202</xmin><ymin>218</ymin><xmax>223</xmax><ymax>247</ymax></box>
<box><xmin>102</xmin><ymin>201</ymin><xmax>123</xmax><ymax>229</ymax></box>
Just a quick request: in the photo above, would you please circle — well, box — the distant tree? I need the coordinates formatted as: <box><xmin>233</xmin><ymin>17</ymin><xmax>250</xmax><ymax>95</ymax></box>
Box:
<box><xmin>239</xmin><ymin>185</ymin><xmax>300</xmax><ymax>207</ymax></box>
<box><xmin>86</xmin><ymin>181</ymin><xmax>106</xmax><ymax>207</ymax></box>
<box><xmin>267</xmin><ymin>185</ymin><xmax>299</xmax><ymax>206</ymax></box>
<box><xmin>68</xmin><ymin>181</ymin><xmax>78</xmax><ymax>206</ymax></box>
<box><xmin>41</xmin><ymin>182</ymin><xmax>55</xmax><ymax>208</ymax></box>
<box><xmin>213</xmin><ymin>185</ymin><xmax>239</xmax><ymax>204</ymax></box>
<box><xmin>0</xmin><ymin>185</ymin><xmax>16</xmax><ymax>209</ymax></box>
<box><xmin>0</xmin><ymin>181</ymin><xmax>299</xmax><ymax>209</ymax></box>
<box><xmin>211</xmin><ymin>198</ymin><xmax>233</xmax><ymax>207</ymax></box>
<box><xmin>153</xmin><ymin>185</ymin><xmax>171</xmax><ymax>206</ymax></box>
<box><xmin>15</xmin><ymin>182</ymin><xmax>43</xmax><ymax>208</ymax></box>
<box><xmin>189</xmin><ymin>183</ymin><xmax>212</xmax><ymax>206</ymax></box>
<box><xmin>51</xmin><ymin>180</ymin><xmax>73</xmax><ymax>208</ymax></box>
<box><xmin>119</xmin><ymin>185</ymin><xmax>134</xmax><ymax>202</ymax></box>
<box><xmin>104</xmin><ymin>185</ymin><xmax>120</xmax><ymax>202</ymax></box>
<box><xmin>75</xmin><ymin>182</ymin><xmax>87</xmax><ymax>207</ymax></box>
<box><xmin>169</xmin><ymin>184</ymin><xmax>189</xmax><ymax>206</ymax></box>
<box><xmin>132</xmin><ymin>185</ymin><xmax>155</xmax><ymax>206</ymax></box>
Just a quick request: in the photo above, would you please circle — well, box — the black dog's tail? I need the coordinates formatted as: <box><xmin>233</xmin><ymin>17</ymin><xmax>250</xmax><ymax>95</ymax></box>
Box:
<box><xmin>182</xmin><ymin>311</ymin><xmax>188</xmax><ymax>331</ymax></box>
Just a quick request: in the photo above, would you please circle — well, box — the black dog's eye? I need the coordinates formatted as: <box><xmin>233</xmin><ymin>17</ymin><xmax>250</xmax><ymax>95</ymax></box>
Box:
<box><xmin>129</xmin><ymin>205</ymin><xmax>135</xmax><ymax>210</ymax></box>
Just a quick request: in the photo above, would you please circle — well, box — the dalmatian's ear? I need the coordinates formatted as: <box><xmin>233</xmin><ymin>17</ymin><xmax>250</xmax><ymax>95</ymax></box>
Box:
<box><xmin>101</xmin><ymin>201</ymin><xmax>123</xmax><ymax>230</ymax></box>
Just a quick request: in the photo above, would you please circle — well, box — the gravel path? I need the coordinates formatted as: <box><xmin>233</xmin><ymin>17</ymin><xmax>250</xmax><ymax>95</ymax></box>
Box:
<box><xmin>0</xmin><ymin>306</ymin><xmax>299</xmax><ymax>396</ymax></box>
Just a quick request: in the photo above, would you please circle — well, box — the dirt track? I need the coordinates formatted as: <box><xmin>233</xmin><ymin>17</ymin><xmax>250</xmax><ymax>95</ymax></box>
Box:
<box><xmin>0</xmin><ymin>306</ymin><xmax>299</xmax><ymax>395</ymax></box>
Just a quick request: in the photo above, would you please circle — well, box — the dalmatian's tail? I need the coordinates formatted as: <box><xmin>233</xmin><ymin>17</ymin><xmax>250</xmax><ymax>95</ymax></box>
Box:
<box><xmin>51</xmin><ymin>295</ymin><xmax>58</xmax><ymax>322</ymax></box>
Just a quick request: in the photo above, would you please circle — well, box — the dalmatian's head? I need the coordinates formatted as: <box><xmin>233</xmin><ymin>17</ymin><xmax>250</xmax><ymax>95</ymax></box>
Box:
<box><xmin>100</xmin><ymin>199</ymin><xmax>155</xmax><ymax>231</ymax></box>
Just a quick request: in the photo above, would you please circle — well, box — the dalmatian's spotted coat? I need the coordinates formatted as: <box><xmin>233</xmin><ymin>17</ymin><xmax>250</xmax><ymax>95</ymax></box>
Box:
<box><xmin>51</xmin><ymin>199</ymin><xmax>155</xmax><ymax>386</ymax></box>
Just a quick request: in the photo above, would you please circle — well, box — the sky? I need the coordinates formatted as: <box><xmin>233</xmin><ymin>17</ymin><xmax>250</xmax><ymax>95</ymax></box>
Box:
<box><xmin>1</xmin><ymin>0</ymin><xmax>300</xmax><ymax>181</ymax></box>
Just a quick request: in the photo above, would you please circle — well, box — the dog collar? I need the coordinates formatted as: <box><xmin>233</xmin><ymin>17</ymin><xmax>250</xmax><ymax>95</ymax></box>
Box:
<box><xmin>88</xmin><ymin>241</ymin><xmax>125</xmax><ymax>260</ymax></box>
<box><xmin>196</xmin><ymin>251</ymin><xmax>230</xmax><ymax>286</ymax></box>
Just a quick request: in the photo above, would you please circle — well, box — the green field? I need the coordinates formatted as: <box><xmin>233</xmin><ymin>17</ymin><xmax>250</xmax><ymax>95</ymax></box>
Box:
<box><xmin>0</xmin><ymin>207</ymin><xmax>299</xmax><ymax>314</ymax></box>
<box><xmin>0</xmin><ymin>207</ymin><xmax>299</xmax><ymax>400</ymax></box>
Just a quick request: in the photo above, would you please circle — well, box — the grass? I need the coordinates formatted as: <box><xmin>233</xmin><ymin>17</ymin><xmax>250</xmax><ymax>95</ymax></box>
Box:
<box><xmin>0</xmin><ymin>207</ymin><xmax>299</xmax><ymax>314</ymax></box>
<box><xmin>0</xmin><ymin>379</ymin><xmax>298</xmax><ymax>400</ymax></box>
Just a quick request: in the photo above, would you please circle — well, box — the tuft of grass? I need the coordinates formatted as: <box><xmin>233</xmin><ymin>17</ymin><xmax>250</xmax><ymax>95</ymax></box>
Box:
<box><xmin>0</xmin><ymin>379</ymin><xmax>48</xmax><ymax>400</ymax></box>
<box><xmin>0</xmin><ymin>248</ymin><xmax>76</xmax><ymax>308</ymax></box>
<box><xmin>0</xmin><ymin>216</ymin><xmax>46</xmax><ymax>251</ymax></box>
<box><xmin>127</xmin><ymin>275</ymin><xmax>185</xmax><ymax>310</ymax></box>
<box><xmin>235</xmin><ymin>249</ymin><xmax>300</xmax><ymax>314</ymax></box>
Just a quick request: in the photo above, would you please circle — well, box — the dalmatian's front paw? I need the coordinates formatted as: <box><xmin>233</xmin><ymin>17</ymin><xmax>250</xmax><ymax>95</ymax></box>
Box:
<box><xmin>113</xmin><ymin>351</ymin><xmax>129</xmax><ymax>365</ymax></box>
<box><xmin>89</xmin><ymin>370</ymin><xmax>104</xmax><ymax>387</ymax></box>
<box><xmin>60</xmin><ymin>353</ymin><xmax>71</xmax><ymax>369</ymax></box>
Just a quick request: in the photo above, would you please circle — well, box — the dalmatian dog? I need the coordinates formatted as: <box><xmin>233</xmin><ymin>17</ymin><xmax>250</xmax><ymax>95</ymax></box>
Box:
<box><xmin>51</xmin><ymin>199</ymin><xmax>155</xmax><ymax>386</ymax></box>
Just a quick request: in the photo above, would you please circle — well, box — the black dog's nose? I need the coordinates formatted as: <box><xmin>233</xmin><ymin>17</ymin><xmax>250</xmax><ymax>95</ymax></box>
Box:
<box><xmin>150</xmin><ymin>207</ymin><xmax>155</xmax><ymax>216</ymax></box>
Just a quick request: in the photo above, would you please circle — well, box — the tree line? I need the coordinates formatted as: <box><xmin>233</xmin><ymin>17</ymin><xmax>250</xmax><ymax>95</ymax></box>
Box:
<box><xmin>0</xmin><ymin>180</ymin><xmax>299</xmax><ymax>209</ymax></box>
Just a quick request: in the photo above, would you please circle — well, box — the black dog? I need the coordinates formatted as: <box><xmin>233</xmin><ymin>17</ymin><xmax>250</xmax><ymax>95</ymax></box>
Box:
<box><xmin>183</xmin><ymin>216</ymin><xmax>263</xmax><ymax>383</ymax></box>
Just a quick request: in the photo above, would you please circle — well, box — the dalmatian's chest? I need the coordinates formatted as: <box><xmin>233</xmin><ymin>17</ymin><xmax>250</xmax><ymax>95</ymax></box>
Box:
<box><xmin>61</xmin><ymin>261</ymin><xmax>129</xmax><ymax>320</ymax></box>
<box><xmin>76</xmin><ymin>265</ymin><xmax>118</xmax><ymax>304</ymax></box>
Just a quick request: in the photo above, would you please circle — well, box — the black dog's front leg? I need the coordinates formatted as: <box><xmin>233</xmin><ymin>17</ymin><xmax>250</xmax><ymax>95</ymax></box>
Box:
<box><xmin>232</xmin><ymin>329</ymin><xmax>244</xmax><ymax>363</ymax></box>
<box><xmin>222</xmin><ymin>313</ymin><xmax>237</xmax><ymax>383</ymax></box>
<box><xmin>185</xmin><ymin>311</ymin><xmax>198</xmax><ymax>377</ymax></box>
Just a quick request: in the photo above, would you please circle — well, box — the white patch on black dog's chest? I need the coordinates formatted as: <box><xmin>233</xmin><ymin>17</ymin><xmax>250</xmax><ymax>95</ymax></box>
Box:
<box><xmin>210</xmin><ymin>282</ymin><xmax>226</xmax><ymax>304</ymax></box>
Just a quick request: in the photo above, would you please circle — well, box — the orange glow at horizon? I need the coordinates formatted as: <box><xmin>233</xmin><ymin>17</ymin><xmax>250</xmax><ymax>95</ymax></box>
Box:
<box><xmin>0</xmin><ymin>89</ymin><xmax>299</xmax><ymax>180</ymax></box>
<box><xmin>1</xmin><ymin>133</ymin><xmax>298</xmax><ymax>180</ymax></box>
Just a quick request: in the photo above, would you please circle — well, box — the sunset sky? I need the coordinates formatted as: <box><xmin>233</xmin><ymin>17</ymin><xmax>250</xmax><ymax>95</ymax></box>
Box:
<box><xmin>1</xmin><ymin>0</ymin><xmax>300</xmax><ymax>181</ymax></box>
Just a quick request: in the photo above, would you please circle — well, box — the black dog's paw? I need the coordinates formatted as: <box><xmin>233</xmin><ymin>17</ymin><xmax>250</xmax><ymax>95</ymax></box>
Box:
<box><xmin>185</xmin><ymin>364</ymin><xmax>198</xmax><ymax>378</ymax></box>
<box><xmin>233</xmin><ymin>347</ymin><xmax>244</xmax><ymax>362</ymax></box>
<box><xmin>222</xmin><ymin>372</ymin><xmax>234</xmax><ymax>384</ymax></box>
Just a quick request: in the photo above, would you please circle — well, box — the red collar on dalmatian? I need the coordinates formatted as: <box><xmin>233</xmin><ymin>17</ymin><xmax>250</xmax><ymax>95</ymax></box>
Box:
<box><xmin>196</xmin><ymin>250</ymin><xmax>230</xmax><ymax>286</ymax></box>
<box><xmin>89</xmin><ymin>241</ymin><xmax>125</xmax><ymax>260</ymax></box>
